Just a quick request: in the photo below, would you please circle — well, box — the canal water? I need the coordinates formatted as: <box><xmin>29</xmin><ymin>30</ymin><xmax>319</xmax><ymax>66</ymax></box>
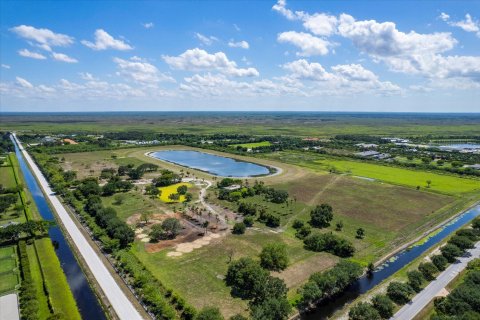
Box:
<box><xmin>12</xmin><ymin>137</ymin><xmax>106</xmax><ymax>320</ymax></box>
<box><xmin>304</xmin><ymin>204</ymin><xmax>480</xmax><ymax>319</ymax></box>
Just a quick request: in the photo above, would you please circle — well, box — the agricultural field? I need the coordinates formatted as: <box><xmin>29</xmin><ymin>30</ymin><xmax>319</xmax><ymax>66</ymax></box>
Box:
<box><xmin>260</xmin><ymin>151</ymin><xmax>480</xmax><ymax>195</ymax></box>
<box><xmin>0</xmin><ymin>246</ymin><xmax>19</xmax><ymax>294</ymax></box>
<box><xmin>51</xmin><ymin>144</ymin><xmax>480</xmax><ymax>317</ymax></box>
<box><xmin>229</xmin><ymin>141</ymin><xmax>271</xmax><ymax>148</ymax></box>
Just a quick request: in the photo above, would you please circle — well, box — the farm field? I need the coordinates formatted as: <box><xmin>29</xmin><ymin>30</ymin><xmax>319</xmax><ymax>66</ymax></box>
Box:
<box><xmin>229</xmin><ymin>141</ymin><xmax>271</xmax><ymax>148</ymax></box>
<box><xmin>51</xmin><ymin>145</ymin><xmax>480</xmax><ymax>317</ymax></box>
<box><xmin>260</xmin><ymin>151</ymin><xmax>480</xmax><ymax>195</ymax></box>
<box><xmin>0</xmin><ymin>246</ymin><xmax>19</xmax><ymax>294</ymax></box>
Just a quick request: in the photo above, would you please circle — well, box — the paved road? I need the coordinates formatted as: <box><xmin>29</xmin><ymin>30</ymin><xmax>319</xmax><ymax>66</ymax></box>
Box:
<box><xmin>391</xmin><ymin>241</ymin><xmax>480</xmax><ymax>320</ymax></box>
<box><xmin>0</xmin><ymin>293</ymin><xmax>19</xmax><ymax>320</ymax></box>
<box><xmin>13</xmin><ymin>134</ymin><xmax>143</xmax><ymax>320</ymax></box>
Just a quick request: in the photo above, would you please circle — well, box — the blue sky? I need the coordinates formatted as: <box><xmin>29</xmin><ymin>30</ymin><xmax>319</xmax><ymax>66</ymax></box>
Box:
<box><xmin>1</xmin><ymin>0</ymin><xmax>479</xmax><ymax>112</ymax></box>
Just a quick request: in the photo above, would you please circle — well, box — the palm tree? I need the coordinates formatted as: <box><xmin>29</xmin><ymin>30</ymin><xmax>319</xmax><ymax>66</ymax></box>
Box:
<box><xmin>202</xmin><ymin>221</ymin><xmax>209</xmax><ymax>235</ymax></box>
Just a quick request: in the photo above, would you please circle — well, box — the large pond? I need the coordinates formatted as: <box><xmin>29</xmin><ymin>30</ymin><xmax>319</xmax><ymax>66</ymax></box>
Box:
<box><xmin>150</xmin><ymin>150</ymin><xmax>272</xmax><ymax>177</ymax></box>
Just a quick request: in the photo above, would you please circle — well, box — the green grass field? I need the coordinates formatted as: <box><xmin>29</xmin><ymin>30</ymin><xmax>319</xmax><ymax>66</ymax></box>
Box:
<box><xmin>0</xmin><ymin>246</ymin><xmax>19</xmax><ymax>294</ymax></box>
<box><xmin>230</xmin><ymin>141</ymin><xmax>271</xmax><ymax>148</ymax></box>
<box><xmin>261</xmin><ymin>151</ymin><xmax>480</xmax><ymax>195</ymax></box>
<box><xmin>35</xmin><ymin>238</ymin><xmax>81</xmax><ymax>320</ymax></box>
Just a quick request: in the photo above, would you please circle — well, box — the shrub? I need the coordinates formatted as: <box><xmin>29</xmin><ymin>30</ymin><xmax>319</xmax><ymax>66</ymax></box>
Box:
<box><xmin>259</xmin><ymin>243</ymin><xmax>289</xmax><ymax>271</ymax></box>
<box><xmin>195</xmin><ymin>307</ymin><xmax>224</xmax><ymax>320</ymax></box>
<box><xmin>310</xmin><ymin>203</ymin><xmax>333</xmax><ymax>228</ymax></box>
<box><xmin>295</xmin><ymin>225</ymin><xmax>311</xmax><ymax>239</ymax></box>
<box><xmin>292</xmin><ymin>219</ymin><xmax>304</xmax><ymax>229</ymax></box>
<box><xmin>303</xmin><ymin>232</ymin><xmax>355</xmax><ymax>257</ymax></box>
<box><xmin>232</xmin><ymin>222</ymin><xmax>246</xmax><ymax>235</ymax></box>
<box><xmin>243</xmin><ymin>216</ymin><xmax>254</xmax><ymax>227</ymax></box>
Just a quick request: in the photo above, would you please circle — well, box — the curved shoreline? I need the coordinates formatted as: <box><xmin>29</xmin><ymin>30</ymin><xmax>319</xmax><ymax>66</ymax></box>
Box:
<box><xmin>144</xmin><ymin>149</ymin><xmax>284</xmax><ymax>179</ymax></box>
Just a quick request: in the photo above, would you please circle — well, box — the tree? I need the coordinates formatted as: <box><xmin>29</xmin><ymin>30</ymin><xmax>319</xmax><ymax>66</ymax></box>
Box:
<box><xmin>168</xmin><ymin>193</ymin><xmax>180</xmax><ymax>201</ymax></box>
<box><xmin>295</xmin><ymin>225</ymin><xmax>311</xmax><ymax>239</ymax></box>
<box><xmin>303</xmin><ymin>232</ymin><xmax>355</xmax><ymax>257</ymax></box>
<box><xmin>149</xmin><ymin>224</ymin><xmax>165</xmax><ymax>242</ymax></box>
<box><xmin>356</xmin><ymin>228</ymin><xmax>365</xmax><ymax>239</ymax></box>
<box><xmin>349</xmin><ymin>302</ymin><xmax>381</xmax><ymax>320</ymax></box>
<box><xmin>371</xmin><ymin>295</ymin><xmax>394</xmax><ymax>319</ymax></box>
<box><xmin>310</xmin><ymin>204</ymin><xmax>333</xmax><ymax>228</ymax></box>
<box><xmin>449</xmin><ymin>235</ymin><xmax>474</xmax><ymax>250</ymax></box>
<box><xmin>292</xmin><ymin>219</ymin><xmax>304</xmax><ymax>229</ymax></box>
<box><xmin>225</xmin><ymin>257</ymin><xmax>269</xmax><ymax>299</ymax></box>
<box><xmin>432</xmin><ymin>255</ymin><xmax>449</xmax><ymax>271</ymax></box>
<box><xmin>185</xmin><ymin>193</ymin><xmax>193</xmax><ymax>202</ymax></box>
<box><xmin>418</xmin><ymin>262</ymin><xmax>439</xmax><ymax>281</ymax></box>
<box><xmin>260</xmin><ymin>243</ymin><xmax>289</xmax><ymax>271</ymax></box>
<box><xmin>145</xmin><ymin>184</ymin><xmax>159</xmax><ymax>198</ymax></box>
<box><xmin>440</xmin><ymin>243</ymin><xmax>463</xmax><ymax>263</ymax></box>
<box><xmin>472</xmin><ymin>217</ymin><xmax>480</xmax><ymax>230</ymax></box>
<box><xmin>162</xmin><ymin>218</ymin><xmax>182</xmax><ymax>239</ymax></box>
<box><xmin>177</xmin><ymin>185</ymin><xmax>188</xmax><ymax>195</ymax></box>
<box><xmin>232</xmin><ymin>222</ymin><xmax>246</xmax><ymax>235</ymax></box>
<box><xmin>140</xmin><ymin>212</ymin><xmax>152</xmax><ymax>224</ymax></box>
<box><xmin>407</xmin><ymin>270</ymin><xmax>424</xmax><ymax>292</ymax></box>
<box><xmin>387</xmin><ymin>282</ymin><xmax>414</xmax><ymax>305</ymax></box>
<box><xmin>195</xmin><ymin>307</ymin><xmax>224</xmax><ymax>320</ymax></box>
<box><xmin>367</xmin><ymin>262</ymin><xmax>375</xmax><ymax>277</ymax></box>
<box><xmin>426</xmin><ymin>180</ymin><xmax>432</xmax><ymax>188</ymax></box>
<box><xmin>243</xmin><ymin>216</ymin><xmax>254</xmax><ymax>227</ymax></box>
<box><xmin>202</xmin><ymin>221</ymin><xmax>209</xmax><ymax>235</ymax></box>
<box><xmin>250</xmin><ymin>296</ymin><xmax>291</xmax><ymax>320</ymax></box>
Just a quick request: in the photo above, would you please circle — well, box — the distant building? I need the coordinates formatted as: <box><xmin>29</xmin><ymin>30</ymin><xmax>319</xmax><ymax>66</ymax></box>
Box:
<box><xmin>355</xmin><ymin>150</ymin><xmax>380</xmax><ymax>157</ymax></box>
<box><xmin>63</xmin><ymin>138</ymin><xmax>78</xmax><ymax>145</ymax></box>
<box><xmin>224</xmin><ymin>184</ymin><xmax>242</xmax><ymax>190</ymax></box>
<box><xmin>464</xmin><ymin>164</ymin><xmax>480</xmax><ymax>170</ymax></box>
<box><xmin>355</xmin><ymin>143</ymin><xmax>378</xmax><ymax>149</ymax></box>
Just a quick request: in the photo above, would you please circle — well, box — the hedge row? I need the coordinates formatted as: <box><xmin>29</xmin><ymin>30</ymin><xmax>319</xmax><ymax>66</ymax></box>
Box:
<box><xmin>18</xmin><ymin>240</ymin><xmax>39</xmax><ymax>320</ymax></box>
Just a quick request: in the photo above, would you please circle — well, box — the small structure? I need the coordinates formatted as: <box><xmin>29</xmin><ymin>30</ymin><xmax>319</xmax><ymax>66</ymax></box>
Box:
<box><xmin>355</xmin><ymin>143</ymin><xmax>378</xmax><ymax>149</ymax></box>
<box><xmin>62</xmin><ymin>138</ymin><xmax>78</xmax><ymax>145</ymax></box>
<box><xmin>0</xmin><ymin>293</ymin><xmax>20</xmax><ymax>320</ymax></box>
<box><xmin>355</xmin><ymin>150</ymin><xmax>380</xmax><ymax>157</ymax></box>
<box><xmin>464</xmin><ymin>164</ymin><xmax>480</xmax><ymax>170</ymax></box>
<box><xmin>223</xmin><ymin>184</ymin><xmax>241</xmax><ymax>191</ymax></box>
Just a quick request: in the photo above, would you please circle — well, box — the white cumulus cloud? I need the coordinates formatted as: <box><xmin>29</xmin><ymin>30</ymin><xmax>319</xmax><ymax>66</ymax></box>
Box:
<box><xmin>51</xmin><ymin>52</ymin><xmax>78</xmax><ymax>63</ymax></box>
<box><xmin>162</xmin><ymin>48</ymin><xmax>259</xmax><ymax>77</ymax></box>
<box><xmin>228</xmin><ymin>40</ymin><xmax>249</xmax><ymax>49</ymax></box>
<box><xmin>16</xmin><ymin>76</ymin><xmax>33</xmax><ymax>88</ymax></box>
<box><xmin>277</xmin><ymin>31</ymin><xmax>332</xmax><ymax>56</ymax></box>
<box><xmin>195</xmin><ymin>33</ymin><xmax>218</xmax><ymax>46</ymax></box>
<box><xmin>114</xmin><ymin>56</ymin><xmax>175</xmax><ymax>84</ymax></box>
<box><xmin>18</xmin><ymin>49</ymin><xmax>47</xmax><ymax>60</ymax></box>
<box><xmin>81</xmin><ymin>29</ymin><xmax>133</xmax><ymax>51</ymax></box>
<box><xmin>10</xmin><ymin>25</ymin><xmax>74</xmax><ymax>51</ymax></box>
<box><xmin>440</xmin><ymin>13</ymin><xmax>480</xmax><ymax>36</ymax></box>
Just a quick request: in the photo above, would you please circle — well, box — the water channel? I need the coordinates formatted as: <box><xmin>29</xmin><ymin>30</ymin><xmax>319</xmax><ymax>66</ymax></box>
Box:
<box><xmin>12</xmin><ymin>137</ymin><xmax>106</xmax><ymax>320</ymax></box>
<box><xmin>304</xmin><ymin>204</ymin><xmax>480</xmax><ymax>319</ymax></box>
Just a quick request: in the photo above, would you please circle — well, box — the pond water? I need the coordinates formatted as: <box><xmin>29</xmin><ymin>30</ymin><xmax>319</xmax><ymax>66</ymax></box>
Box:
<box><xmin>150</xmin><ymin>150</ymin><xmax>272</xmax><ymax>177</ymax></box>
<box><xmin>12</xmin><ymin>137</ymin><xmax>106</xmax><ymax>320</ymax></box>
<box><xmin>303</xmin><ymin>204</ymin><xmax>480</xmax><ymax>319</ymax></box>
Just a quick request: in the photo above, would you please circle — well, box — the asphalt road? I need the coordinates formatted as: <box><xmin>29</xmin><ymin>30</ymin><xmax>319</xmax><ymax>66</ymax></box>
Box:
<box><xmin>391</xmin><ymin>241</ymin><xmax>480</xmax><ymax>320</ymax></box>
<box><xmin>14</xmin><ymin>134</ymin><xmax>143</xmax><ymax>320</ymax></box>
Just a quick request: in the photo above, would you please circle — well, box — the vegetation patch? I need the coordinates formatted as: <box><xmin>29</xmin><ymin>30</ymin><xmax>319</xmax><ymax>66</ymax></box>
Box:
<box><xmin>158</xmin><ymin>182</ymin><xmax>192</xmax><ymax>203</ymax></box>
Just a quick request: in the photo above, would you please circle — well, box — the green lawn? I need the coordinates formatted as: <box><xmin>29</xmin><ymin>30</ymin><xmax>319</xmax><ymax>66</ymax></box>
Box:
<box><xmin>230</xmin><ymin>141</ymin><xmax>272</xmax><ymax>148</ymax></box>
<box><xmin>35</xmin><ymin>238</ymin><xmax>81</xmax><ymax>320</ymax></box>
<box><xmin>0</xmin><ymin>246</ymin><xmax>19</xmax><ymax>294</ymax></box>
<box><xmin>26</xmin><ymin>243</ymin><xmax>53</xmax><ymax>319</ymax></box>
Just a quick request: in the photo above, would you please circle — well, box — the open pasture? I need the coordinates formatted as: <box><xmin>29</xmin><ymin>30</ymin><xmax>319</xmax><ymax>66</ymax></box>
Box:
<box><xmin>229</xmin><ymin>141</ymin><xmax>271</xmax><ymax>148</ymax></box>
<box><xmin>0</xmin><ymin>246</ymin><xmax>19</xmax><ymax>294</ymax></box>
<box><xmin>261</xmin><ymin>151</ymin><xmax>480</xmax><ymax>195</ymax></box>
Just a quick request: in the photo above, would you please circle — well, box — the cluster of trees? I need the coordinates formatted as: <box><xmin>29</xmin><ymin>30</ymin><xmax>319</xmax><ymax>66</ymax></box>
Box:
<box><xmin>119</xmin><ymin>163</ymin><xmax>159</xmax><ymax>180</ymax></box>
<box><xmin>18</xmin><ymin>240</ymin><xmax>40</xmax><ymax>320</ymax></box>
<box><xmin>115</xmin><ymin>249</ymin><xmax>196</xmax><ymax>319</ymax></box>
<box><xmin>84</xmin><ymin>195</ymin><xmax>134</xmax><ymax>248</ymax></box>
<box><xmin>352</xmin><ymin>222</ymin><xmax>480</xmax><ymax>317</ymax></box>
<box><xmin>0</xmin><ymin>193</ymin><xmax>18</xmax><ymax>215</ymax></box>
<box><xmin>102</xmin><ymin>176</ymin><xmax>134</xmax><ymax>196</ymax></box>
<box><xmin>0</xmin><ymin>220</ymin><xmax>52</xmax><ymax>241</ymax></box>
<box><xmin>303</xmin><ymin>232</ymin><xmax>355</xmax><ymax>257</ymax></box>
<box><xmin>218</xmin><ymin>180</ymin><xmax>289</xmax><ymax>204</ymax></box>
<box><xmin>152</xmin><ymin>170</ymin><xmax>182</xmax><ymax>187</ymax></box>
<box><xmin>149</xmin><ymin>218</ymin><xmax>182</xmax><ymax>242</ymax></box>
<box><xmin>0</xmin><ymin>132</ymin><xmax>14</xmax><ymax>154</ymax></box>
<box><xmin>225</xmin><ymin>252</ymin><xmax>291</xmax><ymax>319</ymax></box>
<box><xmin>349</xmin><ymin>295</ymin><xmax>395</xmax><ymax>320</ymax></box>
<box><xmin>298</xmin><ymin>261</ymin><xmax>363</xmax><ymax>309</ymax></box>
<box><xmin>432</xmin><ymin>259</ymin><xmax>480</xmax><ymax>319</ymax></box>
